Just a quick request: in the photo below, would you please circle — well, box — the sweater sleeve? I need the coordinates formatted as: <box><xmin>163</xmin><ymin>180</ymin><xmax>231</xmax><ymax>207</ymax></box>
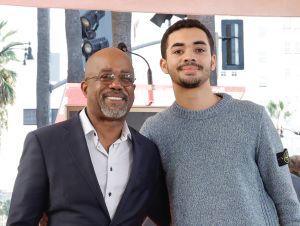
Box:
<box><xmin>140</xmin><ymin>117</ymin><xmax>152</xmax><ymax>139</ymax></box>
<box><xmin>256</xmin><ymin>108</ymin><xmax>300</xmax><ymax>225</ymax></box>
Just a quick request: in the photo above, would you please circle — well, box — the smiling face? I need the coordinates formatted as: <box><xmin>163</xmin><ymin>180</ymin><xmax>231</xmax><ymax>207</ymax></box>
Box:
<box><xmin>160</xmin><ymin>27</ymin><xmax>216</xmax><ymax>89</ymax></box>
<box><xmin>81</xmin><ymin>48</ymin><xmax>135</xmax><ymax>121</ymax></box>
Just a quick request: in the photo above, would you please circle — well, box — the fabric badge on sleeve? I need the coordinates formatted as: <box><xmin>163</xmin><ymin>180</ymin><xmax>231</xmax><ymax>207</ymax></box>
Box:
<box><xmin>276</xmin><ymin>148</ymin><xmax>289</xmax><ymax>167</ymax></box>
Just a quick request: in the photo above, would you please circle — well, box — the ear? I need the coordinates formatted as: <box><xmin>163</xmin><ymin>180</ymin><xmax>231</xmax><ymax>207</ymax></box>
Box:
<box><xmin>81</xmin><ymin>81</ymin><xmax>88</xmax><ymax>98</ymax></box>
<box><xmin>160</xmin><ymin>58</ymin><xmax>169</xmax><ymax>74</ymax></box>
<box><xmin>211</xmin><ymin>54</ymin><xmax>217</xmax><ymax>71</ymax></box>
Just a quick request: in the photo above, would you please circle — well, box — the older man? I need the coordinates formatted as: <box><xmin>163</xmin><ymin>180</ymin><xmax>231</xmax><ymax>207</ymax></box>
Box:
<box><xmin>7</xmin><ymin>48</ymin><xmax>170</xmax><ymax>226</ymax></box>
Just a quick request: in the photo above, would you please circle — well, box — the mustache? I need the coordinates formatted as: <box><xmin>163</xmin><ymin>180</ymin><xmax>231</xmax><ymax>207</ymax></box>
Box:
<box><xmin>102</xmin><ymin>91</ymin><xmax>128</xmax><ymax>100</ymax></box>
<box><xmin>177</xmin><ymin>62</ymin><xmax>203</xmax><ymax>71</ymax></box>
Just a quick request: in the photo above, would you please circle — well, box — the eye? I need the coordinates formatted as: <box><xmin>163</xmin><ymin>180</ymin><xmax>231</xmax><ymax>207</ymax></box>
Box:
<box><xmin>172</xmin><ymin>49</ymin><xmax>184</xmax><ymax>55</ymax></box>
<box><xmin>121</xmin><ymin>74</ymin><xmax>135</xmax><ymax>83</ymax></box>
<box><xmin>195</xmin><ymin>48</ymin><xmax>205</xmax><ymax>53</ymax></box>
<box><xmin>100</xmin><ymin>73</ymin><xmax>114</xmax><ymax>80</ymax></box>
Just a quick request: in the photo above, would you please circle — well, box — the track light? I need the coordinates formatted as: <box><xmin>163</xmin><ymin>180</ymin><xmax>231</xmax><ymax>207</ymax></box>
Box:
<box><xmin>82</xmin><ymin>37</ymin><xmax>109</xmax><ymax>59</ymax></box>
<box><xmin>81</xmin><ymin>11</ymin><xmax>105</xmax><ymax>40</ymax></box>
<box><xmin>150</xmin><ymin>14</ymin><xmax>187</xmax><ymax>27</ymax></box>
<box><xmin>80</xmin><ymin>10</ymin><xmax>110</xmax><ymax>60</ymax></box>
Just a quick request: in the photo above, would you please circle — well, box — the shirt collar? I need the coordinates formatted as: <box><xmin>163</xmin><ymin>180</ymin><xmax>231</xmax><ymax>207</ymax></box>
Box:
<box><xmin>79</xmin><ymin>108</ymin><xmax>132</xmax><ymax>140</ymax></box>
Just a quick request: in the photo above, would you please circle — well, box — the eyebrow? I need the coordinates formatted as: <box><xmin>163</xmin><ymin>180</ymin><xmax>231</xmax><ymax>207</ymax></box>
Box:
<box><xmin>99</xmin><ymin>68</ymin><xmax>133</xmax><ymax>74</ymax></box>
<box><xmin>170</xmin><ymin>40</ymin><xmax>207</xmax><ymax>48</ymax></box>
<box><xmin>193</xmin><ymin>41</ymin><xmax>207</xmax><ymax>45</ymax></box>
<box><xmin>100</xmin><ymin>68</ymin><xmax>113</xmax><ymax>72</ymax></box>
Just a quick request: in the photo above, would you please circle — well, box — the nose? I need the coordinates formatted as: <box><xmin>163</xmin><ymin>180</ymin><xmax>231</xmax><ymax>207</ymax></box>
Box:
<box><xmin>183</xmin><ymin>50</ymin><xmax>196</xmax><ymax>63</ymax></box>
<box><xmin>108</xmin><ymin>78</ymin><xmax>123</xmax><ymax>90</ymax></box>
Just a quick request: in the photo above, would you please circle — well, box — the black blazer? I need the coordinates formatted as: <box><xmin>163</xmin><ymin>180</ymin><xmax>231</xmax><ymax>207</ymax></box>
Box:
<box><xmin>7</xmin><ymin>114</ymin><xmax>170</xmax><ymax>226</ymax></box>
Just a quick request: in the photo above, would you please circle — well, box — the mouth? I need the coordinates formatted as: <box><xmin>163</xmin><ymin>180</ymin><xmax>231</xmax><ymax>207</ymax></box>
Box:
<box><xmin>106</xmin><ymin>96</ymin><xmax>124</xmax><ymax>101</ymax></box>
<box><xmin>102</xmin><ymin>92</ymin><xmax>128</xmax><ymax>104</ymax></box>
<box><xmin>177</xmin><ymin>63</ymin><xmax>203</xmax><ymax>74</ymax></box>
<box><xmin>181</xmin><ymin>66</ymin><xmax>199</xmax><ymax>74</ymax></box>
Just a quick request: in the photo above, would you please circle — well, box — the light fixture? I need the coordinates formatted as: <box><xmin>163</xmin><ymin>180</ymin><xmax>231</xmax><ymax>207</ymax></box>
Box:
<box><xmin>150</xmin><ymin>14</ymin><xmax>187</xmax><ymax>27</ymax></box>
<box><xmin>82</xmin><ymin>37</ymin><xmax>109</xmax><ymax>59</ymax></box>
<box><xmin>22</xmin><ymin>42</ymin><xmax>34</xmax><ymax>65</ymax></box>
<box><xmin>80</xmin><ymin>11</ymin><xmax>105</xmax><ymax>40</ymax></box>
<box><xmin>80</xmin><ymin>10</ymin><xmax>109</xmax><ymax>60</ymax></box>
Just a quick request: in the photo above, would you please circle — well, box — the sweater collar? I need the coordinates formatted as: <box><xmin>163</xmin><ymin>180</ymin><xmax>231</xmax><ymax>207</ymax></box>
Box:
<box><xmin>169</xmin><ymin>93</ymin><xmax>232</xmax><ymax>120</ymax></box>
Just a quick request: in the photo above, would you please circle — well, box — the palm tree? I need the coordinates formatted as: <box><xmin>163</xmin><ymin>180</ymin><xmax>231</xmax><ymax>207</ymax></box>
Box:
<box><xmin>112</xmin><ymin>12</ymin><xmax>131</xmax><ymax>49</ymax></box>
<box><xmin>36</xmin><ymin>8</ymin><xmax>50</xmax><ymax>128</ymax></box>
<box><xmin>65</xmin><ymin>9</ymin><xmax>84</xmax><ymax>83</ymax></box>
<box><xmin>0</xmin><ymin>20</ymin><xmax>20</xmax><ymax>130</ymax></box>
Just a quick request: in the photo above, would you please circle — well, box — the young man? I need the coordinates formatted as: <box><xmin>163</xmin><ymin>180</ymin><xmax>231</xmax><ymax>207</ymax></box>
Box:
<box><xmin>140</xmin><ymin>19</ymin><xmax>300</xmax><ymax>225</ymax></box>
<box><xmin>7</xmin><ymin>48</ymin><xmax>170</xmax><ymax>226</ymax></box>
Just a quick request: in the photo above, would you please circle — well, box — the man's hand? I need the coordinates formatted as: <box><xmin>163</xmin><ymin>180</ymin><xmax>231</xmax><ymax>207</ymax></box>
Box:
<box><xmin>39</xmin><ymin>213</ymin><xmax>48</xmax><ymax>226</ymax></box>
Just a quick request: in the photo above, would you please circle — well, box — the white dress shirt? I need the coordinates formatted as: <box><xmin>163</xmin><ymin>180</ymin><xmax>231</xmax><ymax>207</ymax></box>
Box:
<box><xmin>79</xmin><ymin>109</ymin><xmax>133</xmax><ymax>219</ymax></box>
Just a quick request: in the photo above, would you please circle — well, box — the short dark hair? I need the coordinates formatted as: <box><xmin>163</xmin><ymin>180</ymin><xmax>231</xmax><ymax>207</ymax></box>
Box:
<box><xmin>160</xmin><ymin>19</ymin><xmax>215</xmax><ymax>59</ymax></box>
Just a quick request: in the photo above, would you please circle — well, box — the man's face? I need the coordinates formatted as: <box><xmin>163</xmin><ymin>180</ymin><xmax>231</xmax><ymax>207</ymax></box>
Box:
<box><xmin>81</xmin><ymin>49</ymin><xmax>135</xmax><ymax>120</ymax></box>
<box><xmin>160</xmin><ymin>28</ymin><xmax>216</xmax><ymax>88</ymax></box>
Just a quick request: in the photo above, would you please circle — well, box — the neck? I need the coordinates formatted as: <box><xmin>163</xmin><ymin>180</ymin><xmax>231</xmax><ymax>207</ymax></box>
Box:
<box><xmin>173</xmin><ymin>81</ymin><xmax>221</xmax><ymax>111</ymax></box>
<box><xmin>88</xmin><ymin>111</ymin><xmax>125</xmax><ymax>152</ymax></box>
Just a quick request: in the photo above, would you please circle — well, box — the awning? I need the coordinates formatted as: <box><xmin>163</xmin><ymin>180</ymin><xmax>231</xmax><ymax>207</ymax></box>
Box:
<box><xmin>0</xmin><ymin>0</ymin><xmax>300</xmax><ymax>17</ymax></box>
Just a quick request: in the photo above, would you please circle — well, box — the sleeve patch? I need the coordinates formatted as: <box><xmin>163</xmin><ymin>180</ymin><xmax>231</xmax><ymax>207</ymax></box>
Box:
<box><xmin>277</xmin><ymin>148</ymin><xmax>289</xmax><ymax>167</ymax></box>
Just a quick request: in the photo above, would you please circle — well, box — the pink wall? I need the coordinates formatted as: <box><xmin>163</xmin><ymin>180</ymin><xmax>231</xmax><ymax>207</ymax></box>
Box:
<box><xmin>1</xmin><ymin>0</ymin><xmax>300</xmax><ymax>17</ymax></box>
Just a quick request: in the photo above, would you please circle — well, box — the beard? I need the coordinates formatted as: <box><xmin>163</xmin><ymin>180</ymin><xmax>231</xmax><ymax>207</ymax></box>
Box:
<box><xmin>178</xmin><ymin>76</ymin><xmax>204</xmax><ymax>88</ymax></box>
<box><xmin>173</xmin><ymin>63</ymin><xmax>211</xmax><ymax>89</ymax></box>
<box><xmin>177</xmin><ymin>71</ymin><xmax>211</xmax><ymax>88</ymax></box>
<box><xmin>100</xmin><ymin>102</ymin><xmax>128</xmax><ymax>119</ymax></box>
<box><xmin>99</xmin><ymin>92</ymin><xmax>130</xmax><ymax>119</ymax></box>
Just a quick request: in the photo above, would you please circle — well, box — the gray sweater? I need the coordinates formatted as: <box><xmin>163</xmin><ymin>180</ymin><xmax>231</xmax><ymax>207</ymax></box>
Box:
<box><xmin>140</xmin><ymin>93</ymin><xmax>300</xmax><ymax>226</ymax></box>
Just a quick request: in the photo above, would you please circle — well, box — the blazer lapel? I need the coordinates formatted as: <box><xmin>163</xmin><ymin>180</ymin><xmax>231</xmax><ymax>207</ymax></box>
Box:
<box><xmin>110</xmin><ymin>128</ymin><xmax>142</xmax><ymax>224</ymax></box>
<box><xmin>64</xmin><ymin>114</ymin><xmax>110</xmax><ymax>219</ymax></box>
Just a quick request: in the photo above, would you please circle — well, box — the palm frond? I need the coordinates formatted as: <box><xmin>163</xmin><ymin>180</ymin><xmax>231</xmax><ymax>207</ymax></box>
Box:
<box><xmin>0</xmin><ymin>21</ymin><xmax>7</xmax><ymax>30</ymax></box>
<box><xmin>0</xmin><ymin>42</ymin><xmax>24</xmax><ymax>57</ymax></box>
<box><xmin>0</xmin><ymin>68</ymin><xmax>17</xmax><ymax>106</ymax></box>
<box><xmin>0</xmin><ymin>30</ymin><xmax>18</xmax><ymax>43</ymax></box>
<box><xmin>0</xmin><ymin>20</ymin><xmax>18</xmax><ymax>129</ymax></box>
<box><xmin>0</xmin><ymin>106</ymin><xmax>8</xmax><ymax>129</ymax></box>
<box><xmin>0</xmin><ymin>49</ymin><xmax>18</xmax><ymax>64</ymax></box>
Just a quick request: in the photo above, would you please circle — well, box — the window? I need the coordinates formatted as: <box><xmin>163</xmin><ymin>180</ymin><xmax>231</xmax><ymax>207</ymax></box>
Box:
<box><xmin>23</xmin><ymin>109</ymin><xmax>58</xmax><ymax>125</ymax></box>
<box><xmin>221</xmin><ymin>20</ymin><xmax>244</xmax><ymax>70</ymax></box>
<box><xmin>23</xmin><ymin>109</ymin><xmax>36</xmax><ymax>125</ymax></box>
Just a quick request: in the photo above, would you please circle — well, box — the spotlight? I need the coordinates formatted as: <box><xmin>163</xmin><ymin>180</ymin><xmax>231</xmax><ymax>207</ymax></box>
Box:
<box><xmin>150</xmin><ymin>14</ymin><xmax>187</xmax><ymax>27</ymax></box>
<box><xmin>82</xmin><ymin>37</ymin><xmax>109</xmax><ymax>59</ymax></box>
<box><xmin>81</xmin><ymin>11</ymin><xmax>105</xmax><ymax>40</ymax></box>
<box><xmin>150</xmin><ymin>14</ymin><xmax>172</xmax><ymax>27</ymax></box>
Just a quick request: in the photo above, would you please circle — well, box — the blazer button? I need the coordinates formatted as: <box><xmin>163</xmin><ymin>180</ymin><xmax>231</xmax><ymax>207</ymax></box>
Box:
<box><xmin>108</xmin><ymin>192</ymin><xmax>112</xmax><ymax>197</ymax></box>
